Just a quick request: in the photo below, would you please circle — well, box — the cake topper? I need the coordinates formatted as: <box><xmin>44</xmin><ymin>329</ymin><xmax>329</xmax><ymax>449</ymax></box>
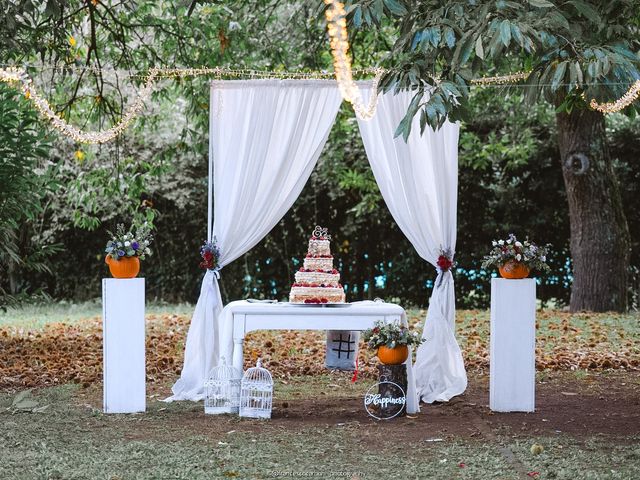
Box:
<box><xmin>312</xmin><ymin>226</ymin><xmax>331</xmax><ymax>240</ymax></box>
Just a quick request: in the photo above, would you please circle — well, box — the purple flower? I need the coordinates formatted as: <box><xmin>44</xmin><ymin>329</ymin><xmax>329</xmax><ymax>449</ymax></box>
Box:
<box><xmin>117</xmin><ymin>250</ymin><xmax>125</xmax><ymax>257</ymax></box>
<box><xmin>132</xmin><ymin>241</ymin><xmax>140</xmax><ymax>250</ymax></box>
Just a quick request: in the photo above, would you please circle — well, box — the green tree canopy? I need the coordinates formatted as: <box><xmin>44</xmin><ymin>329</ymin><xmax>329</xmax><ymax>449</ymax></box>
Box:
<box><xmin>350</xmin><ymin>0</ymin><xmax>640</xmax><ymax>136</ymax></box>
<box><xmin>351</xmin><ymin>0</ymin><xmax>639</xmax><ymax>312</ymax></box>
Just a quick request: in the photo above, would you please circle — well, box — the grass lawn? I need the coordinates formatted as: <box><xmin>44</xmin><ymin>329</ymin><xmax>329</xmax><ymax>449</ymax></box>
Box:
<box><xmin>1</xmin><ymin>302</ymin><xmax>639</xmax><ymax>479</ymax></box>
<box><xmin>1</xmin><ymin>374</ymin><xmax>639</xmax><ymax>479</ymax></box>
<box><xmin>0</xmin><ymin>300</ymin><xmax>195</xmax><ymax>329</ymax></box>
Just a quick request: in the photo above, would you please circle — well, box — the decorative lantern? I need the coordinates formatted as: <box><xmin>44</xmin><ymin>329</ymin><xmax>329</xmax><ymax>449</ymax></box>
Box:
<box><xmin>239</xmin><ymin>358</ymin><xmax>273</xmax><ymax>419</ymax></box>
<box><xmin>204</xmin><ymin>357</ymin><xmax>242</xmax><ymax>415</ymax></box>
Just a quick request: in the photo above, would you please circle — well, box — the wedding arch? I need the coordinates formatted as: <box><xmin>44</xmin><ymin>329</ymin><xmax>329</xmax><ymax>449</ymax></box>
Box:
<box><xmin>167</xmin><ymin>79</ymin><xmax>467</xmax><ymax>407</ymax></box>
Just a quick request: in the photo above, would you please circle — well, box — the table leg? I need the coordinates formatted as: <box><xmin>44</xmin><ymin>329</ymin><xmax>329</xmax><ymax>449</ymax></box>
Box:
<box><xmin>232</xmin><ymin>338</ymin><xmax>244</xmax><ymax>373</ymax></box>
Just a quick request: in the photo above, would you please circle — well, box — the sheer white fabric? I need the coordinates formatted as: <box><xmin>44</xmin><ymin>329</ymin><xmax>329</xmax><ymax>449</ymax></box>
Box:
<box><xmin>356</xmin><ymin>85</ymin><xmax>467</xmax><ymax>403</ymax></box>
<box><xmin>167</xmin><ymin>80</ymin><xmax>342</xmax><ymax>401</ymax></box>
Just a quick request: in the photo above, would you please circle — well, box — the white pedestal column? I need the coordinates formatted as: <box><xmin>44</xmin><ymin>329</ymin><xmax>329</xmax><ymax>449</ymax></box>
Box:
<box><xmin>490</xmin><ymin>278</ymin><xmax>536</xmax><ymax>412</ymax></box>
<box><xmin>102</xmin><ymin>278</ymin><xmax>146</xmax><ymax>413</ymax></box>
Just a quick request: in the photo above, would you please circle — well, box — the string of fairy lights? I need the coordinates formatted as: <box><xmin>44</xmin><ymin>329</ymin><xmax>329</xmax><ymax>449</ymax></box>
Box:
<box><xmin>0</xmin><ymin>0</ymin><xmax>638</xmax><ymax>144</ymax></box>
<box><xmin>469</xmin><ymin>71</ymin><xmax>531</xmax><ymax>86</ymax></box>
<box><xmin>323</xmin><ymin>0</ymin><xmax>382</xmax><ymax>120</ymax></box>
<box><xmin>0</xmin><ymin>65</ymin><xmax>380</xmax><ymax>144</ymax></box>
<box><xmin>587</xmin><ymin>79</ymin><xmax>640</xmax><ymax>114</ymax></box>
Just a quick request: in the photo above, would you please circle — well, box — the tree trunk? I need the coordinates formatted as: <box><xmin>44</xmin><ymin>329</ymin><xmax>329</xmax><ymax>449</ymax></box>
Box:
<box><xmin>556</xmin><ymin>108</ymin><xmax>630</xmax><ymax>312</ymax></box>
<box><xmin>377</xmin><ymin>364</ymin><xmax>407</xmax><ymax>418</ymax></box>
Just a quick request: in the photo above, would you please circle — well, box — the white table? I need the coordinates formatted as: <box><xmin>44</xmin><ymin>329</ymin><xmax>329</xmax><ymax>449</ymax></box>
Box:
<box><xmin>102</xmin><ymin>278</ymin><xmax>146</xmax><ymax>413</ymax></box>
<box><xmin>230</xmin><ymin>302</ymin><xmax>404</xmax><ymax>373</ymax></box>
<box><xmin>490</xmin><ymin>278</ymin><xmax>536</xmax><ymax>412</ymax></box>
<box><xmin>221</xmin><ymin>300</ymin><xmax>418</xmax><ymax>414</ymax></box>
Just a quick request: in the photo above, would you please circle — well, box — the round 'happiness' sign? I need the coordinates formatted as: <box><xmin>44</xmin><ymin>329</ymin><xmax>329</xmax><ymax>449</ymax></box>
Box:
<box><xmin>363</xmin><ymin>381</ymin><xmax>406</xmax><ymax>420</ymax></box>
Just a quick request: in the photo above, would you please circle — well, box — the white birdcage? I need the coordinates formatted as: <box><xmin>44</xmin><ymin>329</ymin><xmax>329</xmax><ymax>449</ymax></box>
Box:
<box><xmin>204</xmin><ymin>357</ymin><xmax>242</xmax><ymax>415</ymax></box>
<box><xmin>239</xmin><ymin>358</ymin><xmax>273</xmax><ymax>419</ymax></box>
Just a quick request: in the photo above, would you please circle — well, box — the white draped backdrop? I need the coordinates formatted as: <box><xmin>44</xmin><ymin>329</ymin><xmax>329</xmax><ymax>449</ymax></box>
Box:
<box><xmin>357</xmin><ymin>85</ymin><xmax>467</xmax><ymax>403</ymax></box>
<box><xmin>167</xmin><ymin>79</ymin><xmax>467</xmax><ymax>406</ymax></box>
<box><xmin>168</xmin><ymin>80</ymin><xmax>342</xmax><ymax>400</ymax></box>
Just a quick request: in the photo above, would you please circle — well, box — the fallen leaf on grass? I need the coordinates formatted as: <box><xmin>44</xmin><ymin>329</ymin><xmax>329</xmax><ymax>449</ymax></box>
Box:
<box><xmin>530</xmin><ymin>444</ymin><xmax>544</xmax><ymax>455</ymax></box>
<box><xmin>11</xmin><ymin>389</ymin><xmax>32</xmax><ymax>406</ymax></box>
<box><xmin>12</xmin><ymin>399</ymin><xmax>39</xmax><ymax>410</ymax></box>
<box><xmin>9</xmin><ymin>389</ymin><xmax>48</xmax><ymax>412</ymax></box>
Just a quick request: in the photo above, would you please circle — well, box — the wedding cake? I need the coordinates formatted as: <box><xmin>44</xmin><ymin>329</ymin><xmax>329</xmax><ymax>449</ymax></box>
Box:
<box><xmin>289</xmin><ymin>226</ymin><xmax>346</xmax><ymax>304</ymax></box>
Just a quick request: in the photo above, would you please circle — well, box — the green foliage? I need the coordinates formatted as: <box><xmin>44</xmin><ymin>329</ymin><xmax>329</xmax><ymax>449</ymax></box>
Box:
<box><xmin>350</xmin><ymin>0</ymin><xmax>640</xmax><ymax>137</ymax></box>
<box><xmin>63</xmin><ymin>156</ymin><xmax>161</xmax><ymax>231</ymax></box>
<box><xmin>1</xmin><ymin>1</ymin><xmax>638</xmax><ymax>309</ymax></box>
<box><xmin>2</xmin><ymin>77</ymin><xmax>601</xmax><ymax>309</ymax></box>
<box><xmin>454</xmin><ymin>88</ymin><xmax>571</xmax><ymax>307</ymax></box>
<box><xmin>362</xmin><ymin>319</ymin><xmax>423</xmax><ymax>349</ymax></box>
<box><xmin>0</xmin><ymin>83</ymin><xmax>59</xmax><ymax>307</ymax></box>
<box><xmin>0</xmin><ymin>1</ymin><xmax>331</xmax><ymax>131</ymax></box>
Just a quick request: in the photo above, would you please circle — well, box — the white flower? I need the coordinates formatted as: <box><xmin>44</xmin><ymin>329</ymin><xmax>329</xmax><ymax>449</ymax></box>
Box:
<box><xmin>124</xmin><ymin>241</ymin><xmax>130</xmax><ymax>247</ymax></box>
<box><xmin>492</xmin><ymin>241</ymin><xmax>497</xmax><ymax>246</ymax></box>
<box><xmin>145</xmin><ymin>248</ymin><xmax>150</xmax><ymax>254</ymax></box>
<box><xmin>515</xmin><ymin>241</ymin><xmax>522</xmax><ymax>247</ymax></box>
<box><xmin>498</xmin><ymin>240</ymin><xmax>504</xmax><ymax>246</ymax></box>
<box><xmin>507</xmin><ymin>238</ymin><xmax>512</xmax><ymax>244</ymax></box>
<box><xmin>228</xmin><ymin>21</ymin><xmax>241</xmax><ymax>31</ymax></box>
<box><xmin>516</xmin><ymin>254</ymin><xmax>522</xmax><ymax>261</ymax></box>
<box><xmin>541</xmin><ymin>255</ymin><xmax>546</xmax><ymax>262</ymax></box>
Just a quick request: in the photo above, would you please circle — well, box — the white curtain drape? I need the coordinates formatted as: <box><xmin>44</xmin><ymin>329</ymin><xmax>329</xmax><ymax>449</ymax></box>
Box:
<box><xmin>357</xmin><ymin>85</ymin><xmax>467</xmax><ymax>403</ymax></box>
<box><xmin>167</xmin><ymin>80</ymin><xmax>342</xmax><ymax>401</ymax></box>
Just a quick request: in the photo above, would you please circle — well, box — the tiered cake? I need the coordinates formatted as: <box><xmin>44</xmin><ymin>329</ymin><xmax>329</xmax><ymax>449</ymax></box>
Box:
<box><xmin>289</xmin><ymin>226</ymin><xmax>346</xmax><ymax>304</ymax></box>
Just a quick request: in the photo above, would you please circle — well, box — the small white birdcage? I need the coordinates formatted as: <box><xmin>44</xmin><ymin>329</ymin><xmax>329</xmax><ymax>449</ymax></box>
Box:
<box><xmin>239</xmin><ymin>358</ymin><xmax>273</xmax><ymax>419</ymax></box>
<box><xmin>204</xmin><ymin>357</ymin><xmax>242</xmax><ymax>415</ymax></box>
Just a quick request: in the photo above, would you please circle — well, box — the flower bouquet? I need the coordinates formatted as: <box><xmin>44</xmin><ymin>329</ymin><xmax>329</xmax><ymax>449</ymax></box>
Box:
<box><xmin>200</xmin><ymin>238</ymin><xmax>221</xmax><ymax>273</ymax></box>
<box><xmin>104</xmin><ymin>223</ymin><xmax>153</xmax><ymax>278</ymax></box>
<box><xmin>482</xmin><ymin>234</ymin><xmax>550</xmax><ymax>279</ymax></box>
<box><xmin>436</xmin><ymin>247</ymin><xmax>455</xmax><ymax>272</ymax></box>
<box><xmin>362</xmin><ymin>320</ymin><xmax>423</xmax><ymax>365</ymax></box>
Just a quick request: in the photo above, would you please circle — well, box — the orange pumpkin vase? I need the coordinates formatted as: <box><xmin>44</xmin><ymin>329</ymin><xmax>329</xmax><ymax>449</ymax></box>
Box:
<box><xmin>498</xmin><ymin>259</ymin><xmax>530</xmax><ymax>279</ymax></box>
<box><xmin>105</xmin><ymin>255</ymin><xmax>140</xmax><ymax>279</ymax></box>
<box><xmin>377</xmin><ymin>345</ymin><xmax>409</xmax><ymax>365</ymax></box>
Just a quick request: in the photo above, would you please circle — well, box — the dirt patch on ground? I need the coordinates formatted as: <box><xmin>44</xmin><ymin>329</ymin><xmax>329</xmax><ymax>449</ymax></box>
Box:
<box><xmin>269</xmin><ymin>372</ymin><xmax>640</xmax><ymax>441</ymax></box>
<box><xmin>461</xmin><ymin>372</ymin><xmax>640</xmax><ymax>438</ymax></box>
<box><xmin>70</xmin><ymin>371</ymin><xmax>640</xmax><ymax>447</ymax></box>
